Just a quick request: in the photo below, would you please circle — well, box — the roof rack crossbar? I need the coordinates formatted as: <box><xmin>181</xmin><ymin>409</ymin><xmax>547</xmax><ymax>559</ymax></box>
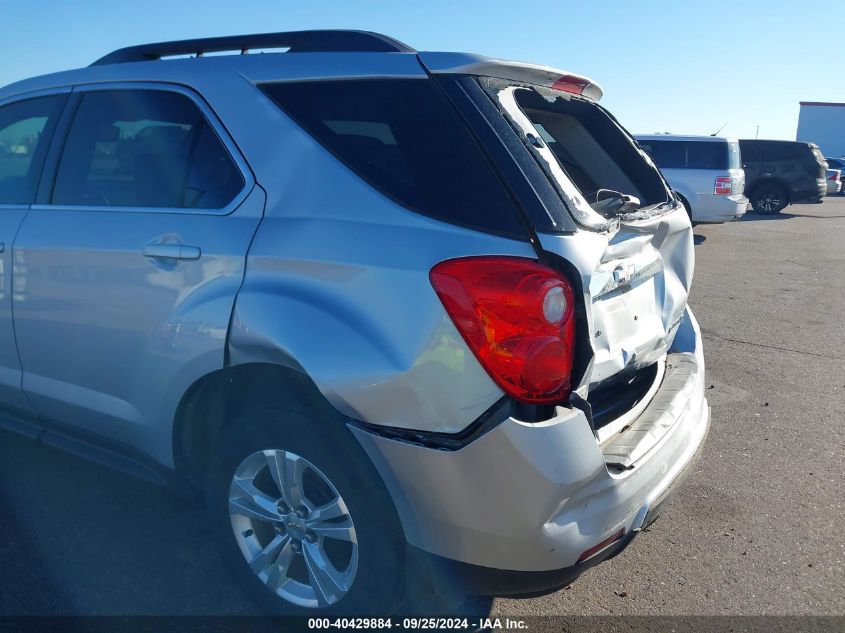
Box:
<box><xmin>91</xmin><ymin>30</ymin><xmax>415</xmax><ymax>66</ymax></box>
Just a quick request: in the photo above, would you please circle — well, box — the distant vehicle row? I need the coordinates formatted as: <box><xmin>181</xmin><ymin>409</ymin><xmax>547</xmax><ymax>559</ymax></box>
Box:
<box><xmin>636</xmin><ymin>136</ymin><xmax>830</xmax><ymax>220</ymax></box>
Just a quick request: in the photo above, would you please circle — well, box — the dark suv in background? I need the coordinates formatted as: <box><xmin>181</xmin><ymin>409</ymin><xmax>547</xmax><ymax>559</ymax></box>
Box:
<box><xmin>739</xmin><ymin>139</ymin><xmax>828</xmax><ymax>213</ymax></box>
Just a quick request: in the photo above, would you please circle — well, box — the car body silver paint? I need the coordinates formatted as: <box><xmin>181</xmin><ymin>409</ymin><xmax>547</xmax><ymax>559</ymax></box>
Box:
<box><xmin>0</xmin><ymin>52</ymin><xmax>446</xmax><ymax>462</ymax></box>
<box><xmin>0</xmin><ymin>49</ymin><xmax>696</xmax><ymax>463</ymax></box>
<box><xmin>0</xmin><ymin>87</ymin><xmax>73</xmax><ymax>417</ymax></box>
<box><xmin>0</xmin><ymin>205</ymin><xmax>36</xmax><ymax>415</ymax></box>
<box><xmin>670</xmin><ymin>175</ymin><xmax>748</xmax><ymax>223</ymax></box>
<box><xmin>352</xmin><ymin>306</ymin><xmax>709</xmax><ymax>571</ymax></box>
<box><xmin>226</xmin><ymin>99</ymin><xmax>537</xmax><ymax>432</ymax></box>
<box><xmin>535</xmin><ymin>206</ymin><xmax>694</xmax><ymax>389</ymax></box>
<box><xmin>635</xmin><ymin>136</ymin><xmax>748</xmax><ymax>223</ymax></box>
<box><xmin>13</xmin><ymin>186</ymin><xmax>264</xmax><ymax>465</ymax></box>
<box><xmin>418</xmin><ymin>51</ymin><xmax>604</xmax><ymax>101</ymax></box>
<box><xmin>6</xmin><ymin>79</ymin><xmax>264</xmax><ymax>466</ymax></box>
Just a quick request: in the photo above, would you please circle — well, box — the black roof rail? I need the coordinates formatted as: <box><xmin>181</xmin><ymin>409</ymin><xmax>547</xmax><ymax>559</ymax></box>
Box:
<box><xmin>91</xmin><ymin>30</ymin><xmax>415</xmax><ymax>66</ymax></box>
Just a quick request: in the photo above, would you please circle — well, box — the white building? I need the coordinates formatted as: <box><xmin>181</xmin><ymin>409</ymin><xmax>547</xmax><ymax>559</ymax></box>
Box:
<box><xmin>796</xmin><ymin>102</ymin><xmax>845</xmax><ymax>157</ymax></box>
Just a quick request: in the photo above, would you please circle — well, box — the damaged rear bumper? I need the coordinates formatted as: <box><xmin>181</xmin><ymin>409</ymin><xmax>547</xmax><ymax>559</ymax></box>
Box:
<box><xmin>351</xmin><ymin>307</ymin><xmax>709</xmax><ymax>593</ymax></box>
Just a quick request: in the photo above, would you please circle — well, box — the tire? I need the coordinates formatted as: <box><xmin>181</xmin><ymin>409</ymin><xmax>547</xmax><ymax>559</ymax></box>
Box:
<box><xmin>206</xmin><ymin>401</ymin><xmax>407</xmax><ymax>616</ymax></box>
<box><xmin>750</xmin><ymin>183</ymin><xmax>788</xmax><ymax>214</ymax></box>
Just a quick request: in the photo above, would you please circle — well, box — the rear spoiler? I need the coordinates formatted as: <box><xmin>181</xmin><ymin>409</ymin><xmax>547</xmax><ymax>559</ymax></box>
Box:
<box><xmin>418</xmin><ymin>52</ymin><xmax>603</xmax><ymax>102</ymax></box>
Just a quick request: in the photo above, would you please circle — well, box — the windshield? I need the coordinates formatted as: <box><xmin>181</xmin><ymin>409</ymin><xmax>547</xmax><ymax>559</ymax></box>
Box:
<box><xmin>480</xmin><ymin>78</ymin><xmax>671</xmax><ymax>229</ymax></box>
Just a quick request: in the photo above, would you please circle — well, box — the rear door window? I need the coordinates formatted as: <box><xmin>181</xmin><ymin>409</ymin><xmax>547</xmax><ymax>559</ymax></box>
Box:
<box><xmin>686</xmin><ymin>142</ymin><xmax>729</xmax><ymax>170</ymax></box>
<box><xmin>641</xmin><ymin>140</ymin><xmax>686</xmax><ymax>169</ymax></box>
<box><xmin>764</xmin><ymin>142</ymin><xmax>800</xmax><ymax>161</ymax></box>
<box><xmin>0</xmin><ymin>95</ymin><xmax>65</xmax><ymax>204</ymax></box>
<box><xmin>739</xmin><ymin>141</ymin><xmax>760</xmax><ymax>162</ymax></box>
<box><xmin>641</xmin><ymin>140</ymin><xmax>737</xmax><ymax>170</ymax></box>
<box><xmin>52</xmin><ymin>89</ymin><xmax>244</xmax><ymax>209</ymax></box>
<box><xmin>260</xmin><ymin>79</ymin><xmax>527</xmax><ymax>239</ymax></box>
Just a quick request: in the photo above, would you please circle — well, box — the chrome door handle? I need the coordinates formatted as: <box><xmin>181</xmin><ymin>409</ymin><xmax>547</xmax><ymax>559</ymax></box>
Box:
<box><xmin>142</xmin><ymin>244</ymin><xmax>201</xmax><ymax>261</ymax></box>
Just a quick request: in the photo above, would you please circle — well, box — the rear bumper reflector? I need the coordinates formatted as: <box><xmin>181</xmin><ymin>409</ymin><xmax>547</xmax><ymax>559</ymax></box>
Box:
<box><xmin>576</xmin><ymin>528</ymin><xmax>626</xmax><ymax>564</ymax></box>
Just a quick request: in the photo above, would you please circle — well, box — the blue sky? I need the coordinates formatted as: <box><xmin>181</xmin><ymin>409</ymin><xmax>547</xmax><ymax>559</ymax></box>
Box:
<box><xmin>0</xmin><ymin>0</ymin><xmax>838</xmax><ymax>140</ymax></box>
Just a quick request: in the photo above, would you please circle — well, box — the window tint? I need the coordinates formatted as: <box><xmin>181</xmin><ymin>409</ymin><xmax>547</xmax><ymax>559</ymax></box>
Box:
<box><xmin>0</xmin><ymin>95</ymin><xmax>65</xmax><ymax>204</ymax></box>
<box><xmin>827</xmin><ymin>158</ymin><xmax>844</xmax><ymax>170</ymax></box>
<box><xmin>52</xmin><ymin>90</ymin><xmax>244</xmax><ymax>209</ymax></box>
<box><xmin>763</xmin><ymin>142</ymin><xmax>801</xmax><ymax>161</ymax></box>
<box><xmin>641</xmin><ymin>140</ymin><xmax>686</xmax><ymax>169</ymax></box>
<box><xmin>739</xmin><ymin>140</ymin><xmax>759</xmax><ymax>162</ymax></box>
<box><xmin>686</xmin><ymin>142</ymin><xmax>728</xmax><ymax>169</ymax></box>
<box><xmin>640</xmin><ymin>140</ymin><xmax>730</xmax><ymax>170</ymax></box>
<box><xmin>260</xmin><ymin>79</ymin><xmax>526</xmax><ymax>238</ymax></box>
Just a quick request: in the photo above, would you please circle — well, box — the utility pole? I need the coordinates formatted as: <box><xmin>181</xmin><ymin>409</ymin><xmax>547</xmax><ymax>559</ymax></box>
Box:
<box><xmin>755</xmin><ymin>125</ymin><xmax>759</xmax><ymax>139</ymax></box>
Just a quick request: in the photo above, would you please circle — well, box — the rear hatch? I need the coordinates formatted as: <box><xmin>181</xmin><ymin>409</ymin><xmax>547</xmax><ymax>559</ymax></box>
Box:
<box><xmin>811</xmin><ymin>145</ymin><xmax>829</xmax><ymax>181</ymax></box>
<box><xmin>421</xmin><ymin>54</ymin><xmax>694</xmax><ymax>407</ymax></box>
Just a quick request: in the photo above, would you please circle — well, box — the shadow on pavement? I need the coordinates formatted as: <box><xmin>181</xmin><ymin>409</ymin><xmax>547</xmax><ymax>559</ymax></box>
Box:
<box><xmin>0</xmin><ymin>430</ymin><xmax>497</xmax><ymax>617</ymax></box>
<box><xmin>0</xmin><ymin>484</ymin><xmax>76</xmax><ymax>614</ymax></box>
<box><xmin>790</xmin><ymin>213</ymin><xmax>845</xmax><ymax>218</ymax></box>
<box><xmin>693</xmin><ymin>234</ymin><xmax>706</xmax><ymax>245</ymax></box>
<box><xmin>0</xmin><ymin>430</ymin><xmax>259</xmax><ymax>615</ymax></box>
<box><xmin>742</xmin><ymin>205</ymin><xmax>845</xmax><ymax>221</ymax></box>
<box><xmin>740</xmin><ymin>211</ymin><xmax>796</xmax><ymax>221</ymax></box>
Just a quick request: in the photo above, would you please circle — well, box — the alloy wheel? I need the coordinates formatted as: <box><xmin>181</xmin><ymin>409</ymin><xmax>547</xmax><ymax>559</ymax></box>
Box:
<box><xmin>756</xmin><ymin>189</ymin><xmax>782</xmax><ymax>213</ymax></box>
<box><xmin>228</xmin><ymin>449</ymin><xmax>358</xmax><ymax>608</ymax></box>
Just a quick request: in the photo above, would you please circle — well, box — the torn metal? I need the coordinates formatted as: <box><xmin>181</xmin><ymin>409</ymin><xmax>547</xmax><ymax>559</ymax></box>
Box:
<box><xmin>475</xmin><ymin>76</ymin><xmax>693</xmax><ymax>393</ymax></box>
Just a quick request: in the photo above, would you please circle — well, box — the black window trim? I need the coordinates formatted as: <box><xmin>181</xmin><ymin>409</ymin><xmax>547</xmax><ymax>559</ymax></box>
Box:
<box><xmin>0</xmin><ymin>87</ymin><xmax>72</xmax><ymax>210</ymax></box>
<box><xmin>32</xmin><ymin>81</ymin><xmax>254</xmax><ymax>216</ymax></box>
<box><xmin>436</xmin><ymin>74</ymin><xmax>578</xmax><ymax>235</ymax></box>
<box><xmin>259</xmin><ymin>76</ymin><xmax>535</xmax><ymax>241</ymax></box>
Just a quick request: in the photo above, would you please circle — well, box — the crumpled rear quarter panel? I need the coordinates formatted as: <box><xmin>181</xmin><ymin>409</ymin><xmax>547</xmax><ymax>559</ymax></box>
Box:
<box><xmin>227</xmin><ymin>112</ymin><xmax>537</xmax><ymax>433</ymax></box>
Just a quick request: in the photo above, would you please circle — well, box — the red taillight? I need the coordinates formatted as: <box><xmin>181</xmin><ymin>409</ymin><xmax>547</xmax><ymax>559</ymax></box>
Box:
<box><xmin>828</xmin><ymin>172</ymin><xmax>840</xmax><ymax>182</ymax></box>
<box><xmin>551</xmin><ymin>75</ymin><xmax>590</xmax><ymax>95</ymax></box>
<box><xmin>714</xmin><ymin>176</ymin><xmax>732</xmax><ymax>195</ymax></box>
<box><xmin>430</xmin><ymin>257</ymin><xmax>576</xmax><ymax>404</ymax></box>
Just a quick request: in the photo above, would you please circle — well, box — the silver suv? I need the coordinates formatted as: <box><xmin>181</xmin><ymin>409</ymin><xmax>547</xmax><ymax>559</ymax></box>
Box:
<box><xmin>0</xmin><ymin>31</ymin><xmax>709</xmax><ymax>615</ymax></box>
<box><xmin>636</xmin><ymin>135</ymin><xmax>747</xmax><ymax>223</ymax></box>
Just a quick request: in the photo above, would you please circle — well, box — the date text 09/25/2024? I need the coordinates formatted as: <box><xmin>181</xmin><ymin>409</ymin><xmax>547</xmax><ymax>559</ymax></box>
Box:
<box><xmin>308</xmin><ymin>618</ymin><xmax>528</xmax><ymax>630</ymax></box>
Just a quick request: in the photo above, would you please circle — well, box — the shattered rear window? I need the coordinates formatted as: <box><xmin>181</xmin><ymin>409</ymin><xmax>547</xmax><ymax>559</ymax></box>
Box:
<box><xmin>480</xmin><ymin>77</ymin><xmax>672</xmax><ymax>231</ymax></box>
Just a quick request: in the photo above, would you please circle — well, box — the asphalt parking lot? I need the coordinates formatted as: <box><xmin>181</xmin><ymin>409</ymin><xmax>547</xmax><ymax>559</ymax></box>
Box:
<box><xmin>1</xmin><ymin>199</ymin><xmax>843</xmax><ymax>618</ymax></box>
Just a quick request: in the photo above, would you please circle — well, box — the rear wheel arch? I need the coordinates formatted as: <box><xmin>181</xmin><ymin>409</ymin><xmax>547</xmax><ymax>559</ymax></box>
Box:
<box><xmin>748</xmin><ymin>179</ymin><xmax>790</xmax><ymax>213</ymax></box>
<box><xmin>173</xmin><ymin>362</ymin><xmax>346</xmax><ymax>487</ymax></box>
